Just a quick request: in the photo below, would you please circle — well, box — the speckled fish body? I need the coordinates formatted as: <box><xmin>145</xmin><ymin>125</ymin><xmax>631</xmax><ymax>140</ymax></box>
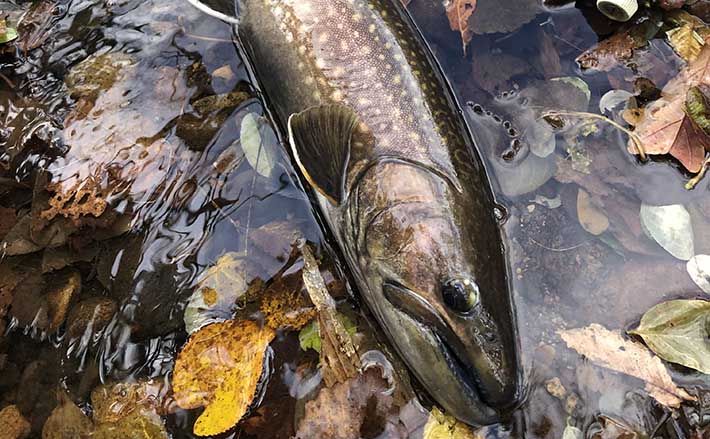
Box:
<box><xmin>235</xmin><ymin>0</ymin><xmax>520</xmax><ymax>424</ymax></box>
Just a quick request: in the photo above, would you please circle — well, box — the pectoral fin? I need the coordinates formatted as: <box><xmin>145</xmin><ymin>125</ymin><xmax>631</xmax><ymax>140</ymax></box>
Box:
<box><xmin>287</xmin><ymin>104</ymin><xmax>359</xmax><ymax>205</ymax></box>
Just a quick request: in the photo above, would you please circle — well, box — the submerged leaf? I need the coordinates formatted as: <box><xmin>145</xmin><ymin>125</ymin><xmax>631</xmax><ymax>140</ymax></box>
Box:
<box><xmin>422</xmin><ymin>407</ymin><xmax>476</xmax><ymax>439</ymax></box>
<box><xmin>294</xmin><ymin>368</ymin><xmax>395</xmax><ymax>439</ymax></box>
<box><xmin>687</xmin><ymin>254</ymin><xmax>710</xmax><ymax>294</ymax></box>
<box><xmin>0</xmin><ymin>405</ymin><xmax>30</xmax><ymax>439</ymax></box>
<box><xmin>577</xmin><ymin>188</ymin><xmax>609</xmax><ymax>235</ymax></box>
<box><xmin>240</xmin><ymin>113</ymin><xmax>279</xmax><ymax>178</ymax></box>
<box><xmin>445</xmin><ymin>0</ymin><xmax>476</xmax><ymax>54</ymax></box>
<box><xmin>667</xmin><ymin>23</ymin><xmax>705</xmax><ymax>62</ymax></box>
<box><xmin>297</xmin><ymin>314</ymin><xmax>357</xmax><ymax>354</ymax></box>
<box><xmin>0</xmin><ymin>20</ymin><xmax>18</xmax><ymax>44</ymax></box>
<box><xmin>640</xmin><ymin>203</ymin><xmax>694</xmax><ymax>260</ymax></box>
<box><xmin>630</xmin><ymin>299</ymin><xmax>710</xmax><ymax>374</ymax></box>
<box><xmin>172</xmin><ymin>319</ymin><xmax>275</xmax><ymax>436</ymax></box>
<box><xmin>558</xmin><ymin>324</ymin><xmax>695</xmax><ymax>407</ymax></box>
<box><xmin>42</xmin><ymin>393</ymin><xmax>93</xmax><ymax>439</ymax></box>
<box><xmin>183</xmin><ymin>252</ymin><xmax>249</xmax><ymax>334</ymax></box>
<box><xmin>629</xmin><ymin>39</ymin><xmax>710</xmax><ymax>172</ymax></box>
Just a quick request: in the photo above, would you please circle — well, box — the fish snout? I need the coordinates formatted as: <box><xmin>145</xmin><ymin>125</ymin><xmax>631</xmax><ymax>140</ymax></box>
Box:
<box><xmin>382</xmin><ymin>280</ymin><xmax>520</xmax><ymax>424</ymax></box>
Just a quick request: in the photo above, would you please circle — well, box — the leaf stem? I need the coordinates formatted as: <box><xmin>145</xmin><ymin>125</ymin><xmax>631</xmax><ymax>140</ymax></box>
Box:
<box><xmin>541</xmin><ymin>110</ymin><xmax>647</xmax><ymax>161</ymax></box>
<box><xmin>685</xmin><ymin>155</ymin><xmax>710</xmax><ymax>190</ymax></box>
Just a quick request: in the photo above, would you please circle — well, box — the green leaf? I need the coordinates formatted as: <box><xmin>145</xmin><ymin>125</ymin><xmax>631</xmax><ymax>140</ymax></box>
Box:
<box><xmin>298</xmin><ymin>320</ymin><xmax>321</xmax><ymax>353</ymax></box>
<box><xmin>630</xmin><ymin>299</ymin><xmax>710</xmax><ymax>374</ymax></box>
<box><xmin>0</xmin><ymin>26</ymin><xmax>17</xmax><ymax>44</ymax></box>
<box><xmin>297</xmin><ymin>314</ymin><xmax>357</xmax><ymax>354</ymax></box>
<box><xmin>240</xmin><ymin>112</ymin><xmax>279</xmax><ymax>178</ymax></box>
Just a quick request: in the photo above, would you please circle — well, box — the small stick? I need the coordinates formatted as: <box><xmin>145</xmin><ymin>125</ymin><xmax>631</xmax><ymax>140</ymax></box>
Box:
<box><xmin>541</xmin><ymin>110</ymin><xmax>647</xmax><ymax>161</ymax></box>
<box><xmin>685</xmin><ymin>155</ymin><xmax>710</xmax><ymax>190</ymax></box>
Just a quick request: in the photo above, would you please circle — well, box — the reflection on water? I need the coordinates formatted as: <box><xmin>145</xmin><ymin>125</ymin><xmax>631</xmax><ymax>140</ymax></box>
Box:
<box><xmin>0</xmin><ymin>0</ymin><xmax>709</xmax><ymax>437</ymax></box>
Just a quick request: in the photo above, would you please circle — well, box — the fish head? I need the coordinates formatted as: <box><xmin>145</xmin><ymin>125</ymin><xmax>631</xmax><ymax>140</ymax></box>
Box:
<box><xmin>360</xmin><ymin>163</ymin><xmax>520</xmax><ymax>425</ymax></box>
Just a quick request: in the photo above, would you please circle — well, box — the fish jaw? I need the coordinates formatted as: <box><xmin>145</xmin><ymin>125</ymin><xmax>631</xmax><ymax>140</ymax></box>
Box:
<box><xmin>374</xmin><ymin>291</ymin><xmax>500</xmax><ymax>425</ymax></box>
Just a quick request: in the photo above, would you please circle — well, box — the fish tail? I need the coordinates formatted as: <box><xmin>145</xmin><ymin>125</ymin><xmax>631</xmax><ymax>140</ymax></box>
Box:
<box><xmin>185</xmin><ymin>0</ymin><xmax>241</xmax><ymax>26</ymax></box>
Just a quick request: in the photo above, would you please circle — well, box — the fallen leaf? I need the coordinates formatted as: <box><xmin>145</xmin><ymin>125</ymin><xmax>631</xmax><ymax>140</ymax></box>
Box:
<box><xmin>45</xmin><ymin>270</ymin><xmax>81</xmax><ymax>332</ymax></box>
<box><xmin>667</xmin><ymin>23</ymin><xmax>706</xmax><ymax>62</ymax></box>
<box><xmin>91</xmin><ymin>411</ymin><xmax>167</xmax><ymax>439</ymax></box>
<box><xmin>558</xmin><ymin>323</ymin><xmax>695</xmax><ymax>407</ymax></box>
<box><xmin>240</xmin><ymin>113</ymin><xmax>279</xmax><ymax>179</ymax></box>
<box><xmin>639</xmin><ymin>203</ymin><xmax>695</xmax><ymax>260</ymax></box>
<box><xmin>422</xmin><ymin>407</ymin><xmax>477</xmax><ymax>439</ymax></box>
<box><xmin>91</xmin><ymin>380</ymin><xmax>167</xmax><ymax>424</ymax></box>
<box><xmin>590</xmin><ymin>415</ymin><xmax>642</xmax><ymax>439</ymax></box>
<box><xmin>577</xmin><ymin>188</ymin><xmax>610</xmax><ymax>235</ymax></box>
<box><xmin>2</xmin><ymin>214</ymin><xmax>42</xmax><ymax>255</ymax></box>
<box><xmin>65</xmin><ymin>297</ymin><xmax>117</xmax><ymax>339</ymax></box>
<box><xmin>172</xmin><ymin>319</ymin><xmax>275</xmax><ymax>436</ymax></box>
<box><xmin>687</xmin><ymin>254</ymin><xmax>710</xmax><ymax>293</ymax></box>
<box><xmin>259</xmin><ymin>270</ymin><xmax>315</xmax><ymax>331</ymax></box>
<box><xmin>576</xmin><ymin>23</ymin><xmax>653</xmax><ymax>71</ymax></box>
<box><xmin>183</xmin><ymin>252</ymin><xmax>249</xmax><ymax>334</ymax></box>
<box><xmin>445</xmin><ymin>0</ymin><xmax>476</xmax><ymax>54</ymax></box>
<box><xmin>298</xmin><ymin>314</ymin><xmax>357</xmax><ymax>353</ymax></box>
<box><xmin>629</xmin><ymin>39</ymin><xmax>710</xmax><ymax>171</ymax></box>
<box><xmin>42</xmin><ymin>392</ymin><xmax>93</xmax><ymax>439</ymax></box>
<box><xmin>294</xmin><ymin>368</ymin><xmax>395</xmax><ymax>439</ymax></box>
<box><xmin>0</xmin><ymin>19</ymin><xmax>18</xmax><ymax>44</ymax></box>
<box><xmin>468</xmin><ymin>0</ymin><xmax>538</xmax><ymax>35</ymax></box>
<box><xmin>630</xmin><ymin>299</ymin><xmax>710</xmax><ymax>373</ymax></box>
<box><xmin>562</xmin><ymin>424</ymin><xmax>583</xmax><ymax>439</ymax></box>
<box><xmin>302</xmin><ymin>244</ymin><xmax>359</xmax><ymax>386</ymax></box>
<box><xmin>0</xmin><ymin>405</ymin><xmax>30</xmax><ymax>439</ymax></box>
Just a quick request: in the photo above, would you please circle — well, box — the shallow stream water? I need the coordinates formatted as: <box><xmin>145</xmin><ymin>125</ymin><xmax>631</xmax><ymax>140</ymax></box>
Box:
<box><xmin>1</xmin><ymin>0</ymin><xmax>710</xmax><ymax>438</ymax></box>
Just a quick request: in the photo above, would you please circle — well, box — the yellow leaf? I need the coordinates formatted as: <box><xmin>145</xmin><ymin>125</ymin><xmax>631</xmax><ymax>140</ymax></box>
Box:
<box><xmin>423</xmin><ymin>407</ymin><xmax>478</xmax><ymax>439</ymax></box>
<box><xmin>172</xmin><ymin>319</ymin><xmax>275</xmax><ymax>436</ymax></box>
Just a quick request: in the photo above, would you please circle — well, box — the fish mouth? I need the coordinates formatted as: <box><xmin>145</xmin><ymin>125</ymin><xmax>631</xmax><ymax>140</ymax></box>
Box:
<box><xmin>381</xmin><ymin>280</ymin><xmax>501</xmax><ymax>425</ymax></box>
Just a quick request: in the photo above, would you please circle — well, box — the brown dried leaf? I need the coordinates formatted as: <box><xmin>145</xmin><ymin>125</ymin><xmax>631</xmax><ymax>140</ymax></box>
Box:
<box><xmin>302</xmin><ymin>244</ymin><xmax>359</xmax><ymax>386</ymax></box>
<box><xmin>0</xmin><ymin>405</ymin><xmax>31</xmax><ymax>439</ymax></box>
<box><xmin>42</xmin><ymin>392</ymin><xmax>93</xmax><ymax>439</ymax></box>
<box><xmin>45</xmin><ymin>270</ymin><xmax>81</xmax><ymax>332</ymax></box>
<box><xmin>558</xmin><ymin>323</ymin><xmax>695</xmax><ymax>407</ymax></box>
<box><xmin>576</xmin><ymin>24</ymin><xmax>652</xmax><ymax>71</ymax></box>
<box><xmin>629</xmin><ymin>39</ymin><xmax>710</xmax><ymax>171</ymax></box>
<box><xmin>445</xmin><ymin>0</ymin><xmax>476</xmax><ymax>54</ymax></box>
<box><xmin>172</xmin><ymin>319</ymin><xmax>275</xmax><ymax>436</ymax></box>
<box><xmin>294</xmin><ymin>368</ymin><xmax>394</xmax><ymax>439</ymax></box>
<box><xmin>41</xmin><ymin>175</ymin><xmax>108</xmax><ymax>222</ymax></box>
<box><xmin>422</xmin><ymin>407</ymin><xmax>478</xmax><ymax>439</ymax></box>
<box><xmin>260</xmin><ymin>270</ymin><xmax>315</xmax><ymax>331</ymax></box>
<box><xmin>91</xmin><ymin>380</ymin><xmax>167</xmax><ymax>424</ymax></box>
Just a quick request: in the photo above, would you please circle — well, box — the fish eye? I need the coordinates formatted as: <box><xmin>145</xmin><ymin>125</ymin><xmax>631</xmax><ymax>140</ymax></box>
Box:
<box><xmin>441</xmin><ymin>277</ymin><xmax>479</xmax><ymax>314</ymax></box>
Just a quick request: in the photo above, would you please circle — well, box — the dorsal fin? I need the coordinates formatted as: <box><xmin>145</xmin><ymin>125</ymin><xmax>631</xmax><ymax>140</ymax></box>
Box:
<box><xmin>288</xmin><ymin>104</ymin><xmax>359</xmax><ymax>205</ymax></box>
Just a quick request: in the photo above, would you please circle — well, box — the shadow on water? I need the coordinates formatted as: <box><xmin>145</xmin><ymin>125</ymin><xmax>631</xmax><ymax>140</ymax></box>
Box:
<box><xmin>0</xmin><ymin>0</ymin><xmax>709</xmax><ymax>437</ymax></box>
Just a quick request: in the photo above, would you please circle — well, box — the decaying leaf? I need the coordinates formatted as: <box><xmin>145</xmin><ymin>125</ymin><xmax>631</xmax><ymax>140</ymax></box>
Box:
<box><xmin>172</xmin><ymin>319</ymin><xmax>275</xmax><ymax>436</ymax></box>
<box><xmin>91</xmin><ymin>380</ymin><xmax>166</xmax><ymax>424</ymax></box>
<box><xmin>576</xmin><ymin>22</ymin><xmax>655</xmax><ymax>71</ymax></box>
<box><xmin>467</xmin><ymin>0</ymin><xmax>538</xmax><ymax>35</ymax></box>
<box><xmin>240</xmin><ymin>113</ymin><xmax>279</xmax><ymax>179</ymax></box>
<box><xmin>91</xmin><ymin>411</ymin><xmax>167</xmax><ymax>439</ymax></box>
<box><xmin>577</xmin><ymin>188</ymin><xmax>609</xmax><ymax>235</ymax></box>
<box><xmin>629</xmin><ymin>39</ymin><xmax>710</xmax><ymax>172</ymax></box>
<box><xmin>422</xmin><ymin>407</ymin><xmax>477</xmax><ymax>439</ymax></box>
<box><xmin>558</xmin><ymin>323</ymin><xmax>695</xmax><ymax>407</ymax></box>
<box><xmin>45</xmin><ymin>270</ymin><xmax>81</xmax><ymax>332</ymax></box>
<box><xmin>0</xmin><ymin>405</ymin><xmax>30</xmax><ymax>439</ymax></box>
<box><xmin>41</xmin><ymin>175</ymin><xmax>109</xmax><ymax>222</ymax></box>
<box><xmin>183</xmin><ymin>252</ymin><xmax>249</xmax><ymax>334</ymax></box>
<box><xmin>639</xmin><ymin>203</ymin><xmax>694</xmax><ymax>260</ymax></box>
<box><xmin>687</xmin><ymin>254</ymin><xmax>710</xmax><ymax>293</ymax></box>
<box><xmin>445</xmin><ymin>0</ymin><xmax>476</xmax><ymax>54</ymax></box>
<box><xmin>301</xmin><ymin>244</ymin><xmax>359</xmax><ymax>386</ymax></box>
<box><xmin>42</xmin><ymin>392</ymin><xmax>93</xmax><ymax>439</ymax></box>
<box><xmin>294</xmin><ymin>368</ymin><xmax>396</xmax><ymax>439</ymax></box>
<box><xmin>630</xmin><ymin>299</ymin><xmax>710</xmax><ymax>374</ymax></box>
<box><xmin>667</xmin><ymin>23</ymin><xmax>706</xmax><ymax>62</ymax></box>
<box><xmin>259</xmin><ymin>270</ymin><xmax>315</xmax><ymax>331</ymax></box>
<box><xmin>562</xmin><ymin>424</ymin><xmax>584</xmax><ymax>439</ymax></box>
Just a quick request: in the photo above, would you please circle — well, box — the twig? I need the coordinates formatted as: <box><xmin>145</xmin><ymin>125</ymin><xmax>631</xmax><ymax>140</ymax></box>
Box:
<box><xmin>685</xmin><ymin>155</ymin><xmax>710</xmax><ymax>190</ymax></box>
<box><xmin>541</xmin><ymin>110</ymin><xmax>647</xmax><ymax>160</ymax></box>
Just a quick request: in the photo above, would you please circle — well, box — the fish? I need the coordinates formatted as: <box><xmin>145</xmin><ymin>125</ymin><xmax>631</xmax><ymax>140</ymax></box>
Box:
<box><xmin>190</xmin><ymin>0</ymin><xmax>521</xmax><ymax>425</ymax></box>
